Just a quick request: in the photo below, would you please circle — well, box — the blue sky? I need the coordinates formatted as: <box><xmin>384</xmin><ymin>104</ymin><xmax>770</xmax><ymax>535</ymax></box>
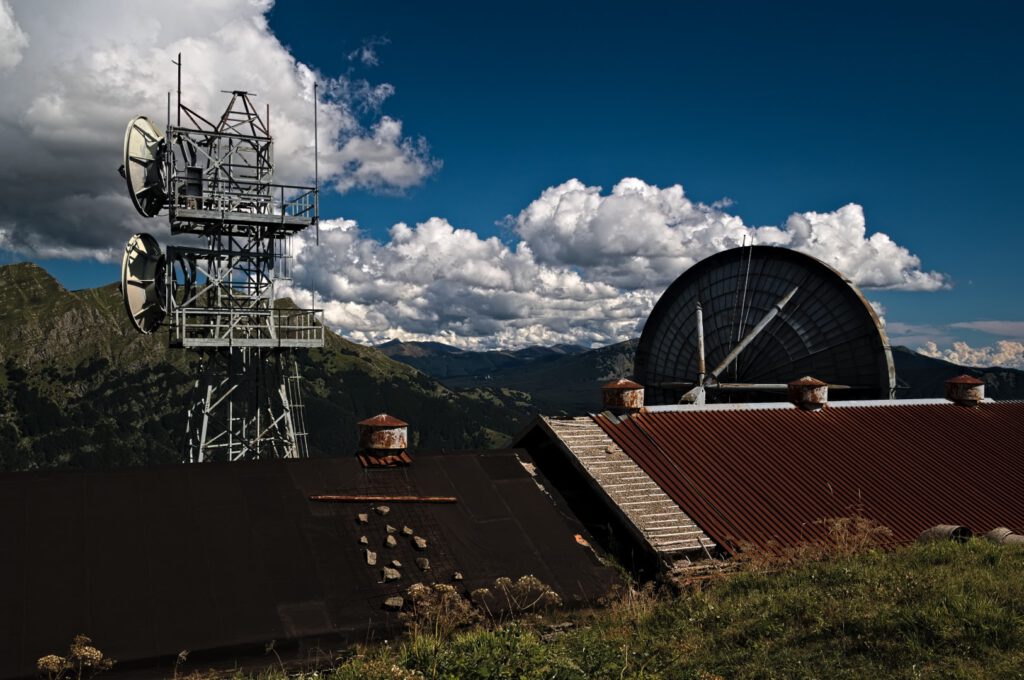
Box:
<box><xmin>271</xmin><ymin>1</ymin><xmax>1021</xmax><ymax>324</ymax></box>
<box><xmin>0</xmin><ymin>0</ymin><xmax>1021</xmax><ymax>362</ymax></box>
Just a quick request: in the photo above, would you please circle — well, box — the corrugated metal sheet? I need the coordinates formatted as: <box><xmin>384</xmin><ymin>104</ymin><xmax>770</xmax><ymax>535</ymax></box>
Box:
<box><xmin>595</xmin><ymin>401</ymin><xmax>1024</xmax><ymax>555</ymax></box>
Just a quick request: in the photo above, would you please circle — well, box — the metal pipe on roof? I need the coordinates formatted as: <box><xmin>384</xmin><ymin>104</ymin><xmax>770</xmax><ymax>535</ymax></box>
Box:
<box><xmin>984</xmin><ymin>527</ymin><xmax>1024</xmax><ymax>545</ymax></box>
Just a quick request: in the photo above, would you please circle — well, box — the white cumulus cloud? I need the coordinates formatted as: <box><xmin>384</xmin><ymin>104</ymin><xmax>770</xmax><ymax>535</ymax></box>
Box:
<box><xmin>0</xmin><ymin>0</ymin><xmax>437</xmax><ymax>261</ymax></box>
<box><xmin>0</xmin><ymin>0</ymin><xmax>27</xmax><ymax>72</ymax></box>
<box><xmin>917</xmin><ymin>341</ymin><xmax>1024</xmax><ymax>370</ymax></box>
<box><xmin>282</xmin><ymin>178</ymin><xmax>947</xmax><ymax>350</ymax></box>
<box><xmin>513</xmin><ymin>178</ymin><xmax>947</xmax><ymax>292</ymax></box>
<box><xmin>284</xmin><ymin>217</ymin><xmax>650</xmax><ymax>349</ymax></box>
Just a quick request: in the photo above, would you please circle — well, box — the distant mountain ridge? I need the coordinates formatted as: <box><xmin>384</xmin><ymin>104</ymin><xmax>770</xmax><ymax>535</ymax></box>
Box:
<box><xmin>380</xmin><ymin>339</ymin><xmax>637</xmax><ymax>414</ymax></box>
<box><xmin>376</xmin><ymin>339</ymin><xmax>587</xmax><ymax>380</ymax></box>
<box><xmin>380</xmin><ymin>339</ymin><xmax>1024</xmax><ymax>412</ymax></box>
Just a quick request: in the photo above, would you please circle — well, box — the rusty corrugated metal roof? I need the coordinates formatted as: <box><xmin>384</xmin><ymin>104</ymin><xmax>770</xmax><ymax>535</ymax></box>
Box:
<box><xmin>594</xmin><ymin>401</ymin><xmax>1024</xmax><ymax>555</ymax></box>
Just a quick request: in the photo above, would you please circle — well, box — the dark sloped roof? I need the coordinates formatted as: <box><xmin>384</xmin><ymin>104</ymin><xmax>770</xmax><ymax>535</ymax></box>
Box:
<box><xmin>594</xmin><ymin>401</ymin><xmax>1024</xmax><ymax>555</ymax></box>
<box><xmin>0</xmin><ymin>450</ymin><xmax>616</xmax><ymax>679</ymax></box>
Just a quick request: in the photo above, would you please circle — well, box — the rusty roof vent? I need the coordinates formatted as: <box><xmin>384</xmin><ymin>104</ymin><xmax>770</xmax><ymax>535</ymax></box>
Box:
<box><xmin>787</xmin><ymin>376</ymin><xmax>828</xmax><ymax>411</ymax></box>
<box><xmin>602</xmin><ymin>378</ymin><xmax>644</xmax><ymax>415</ymax></box>
<box><xmin>357</xmin><ymin>413</ymin><xmax>411</xmax><ymax>467</ymax></box>
<box><xmin>945</xmin><ymin>375</ymin><xmax>985</xmax><ymax>408</ymax></box>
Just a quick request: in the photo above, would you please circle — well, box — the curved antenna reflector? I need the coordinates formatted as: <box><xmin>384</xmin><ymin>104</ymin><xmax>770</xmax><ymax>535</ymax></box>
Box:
<box><xmin>635</xmin><ymin>246</ymin><xmax>896</xmax><ymax>405</ymax></box>
<box><xmin>121</xmin><ymin>233</ymin><xmax>166</xmax><ymax>334</ymax></box>
<box><xmin>122</xmin><ymin>116</ymin><xmax>167</xmax><ymax>217</ymax></box>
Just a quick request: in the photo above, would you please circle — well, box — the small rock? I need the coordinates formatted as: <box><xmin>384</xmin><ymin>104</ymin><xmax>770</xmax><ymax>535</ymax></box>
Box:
<box><xmin>391</xmin><ymin>559</ymin><xmax>403</xmax><ymax>568</ymax></box>
<box><xmin>401</xmin><ymin>526</ymin><xmax>414</xmax><ymax>536</ymax></box>
<box><xmin>382</xmin><ymin>566</ymin><xmax>401</xmax><ymax>582</ymax></box>
<box><xmin>453</xmin><ymin>571</ymin><xmax>464</xmax><ymax>582</ymax></box>
<box><xmin>375</xmin><ymin>505</ymin><xmax>391</xmax><ymax>516</ymax></box>
<box><xmin>357</xmin><ymin>513</ymin><xmax>369</xmax><ymax>524</ymax></box>
<box><xmin>383</xmin><ymin>596</ymin><xmax>403</xmax><ymax>611</ymax></box>
<box><xmin>385</xmin><ymin>535</ymin><xmax>398</xmax><ymax>548</ymax></box>
<box><xmin>358</xmin><ymin>535</ymin><xmax>369</xmax><ymax>545</ymax></box>
<box><xmin>365</xmin><ymin>550</ymin><xmax>377</xmax><ymax>566</ymax></box>
<box><xmin>413</xmin><ymin>536</ymin><xmax>428</xmax><ymax>551</ymax></box>
<box><xmin>415</xmin><ymin>557</ymin><xmax>430</xmax><ymax>571</ymax></box>
<box><xmin>386</xmin><ymin>524</ymin><xmax>397</xmax><ymax>534</ymax></box>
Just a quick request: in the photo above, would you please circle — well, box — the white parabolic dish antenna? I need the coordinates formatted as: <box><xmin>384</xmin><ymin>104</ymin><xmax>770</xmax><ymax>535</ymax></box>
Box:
<box><xmin>121</xmin><ymin>116</ymin><xmax>167</xmax><ymax>218</ymax></box>
<box><xmin>121</xmin><ymin>233</ymin><xmax>165</xmax><ymax>334</ymax></box>
<box><xmin>634</xmin><ymin>245</ymin><xmax>896</xmax><ymax>404</ymax></box>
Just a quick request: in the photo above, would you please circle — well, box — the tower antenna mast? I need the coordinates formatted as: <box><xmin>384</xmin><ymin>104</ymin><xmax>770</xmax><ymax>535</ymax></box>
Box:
<box><xmin>117</xmin><ymin>58</ymin><xmax>324</xmax><ymax>462</ymax></box>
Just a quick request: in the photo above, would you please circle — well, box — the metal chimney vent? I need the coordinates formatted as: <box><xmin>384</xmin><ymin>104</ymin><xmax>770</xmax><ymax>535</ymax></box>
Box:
<box><xmin>602</xmin><ymin>379</ymin><xmax>644</xmax><ymax>414</ymax></box>
<box><xmin>357</xmin><ymin>414</ymin><xmax>411</xmax><ymax>467</ymax></box>
<box><xmin>945</xmin><ymin>375</ymin><xmax>985</xmax><ymax>407</ymax></box>
<box><xmin>787</xmin><ymin>376</ymin><xmax>828</xmax><ymax>411</ymax></box>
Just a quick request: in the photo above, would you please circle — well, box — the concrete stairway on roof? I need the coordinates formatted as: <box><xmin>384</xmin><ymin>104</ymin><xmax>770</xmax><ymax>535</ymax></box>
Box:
<box><xmin>541</xmin><ymin>416</ymin><xmax>715</xmax><ymax>556</ymax></box>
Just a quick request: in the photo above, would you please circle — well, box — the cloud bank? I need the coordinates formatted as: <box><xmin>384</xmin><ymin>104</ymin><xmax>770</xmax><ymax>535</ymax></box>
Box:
<box><xmin>0</xmin><ymin>0</ymin><xmax>437</xmax><ymax>261</ymax></box>
<box><xmin>0</xmin><ymin>3</ymin><xmax>951</xmax><ymax>350</ymax></box>
<box><xmin>285</xmin><ymin>177</ymin><xmax>948</xmax><ymax>349</ymax></box>
<box><xmin>917</xmin><ymin>341</ymin><xmax>1024</xmax><ymax>370</ymax></box>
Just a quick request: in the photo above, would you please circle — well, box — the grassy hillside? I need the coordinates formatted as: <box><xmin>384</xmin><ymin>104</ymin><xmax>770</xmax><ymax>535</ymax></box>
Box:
<box><xmin>0</xmin><ymin>263</ymin><xmax>533</xmax><ymax>471</ymax></box>
<box><xmin>165</xmin><ymin>539</ymin><xmax>1024</xmax><ymax>679</ymax></box>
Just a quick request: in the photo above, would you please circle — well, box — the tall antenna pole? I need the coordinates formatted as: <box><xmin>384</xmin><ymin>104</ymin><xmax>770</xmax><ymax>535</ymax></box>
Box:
<box><xmin>176</xmin><ymin>52</ymin><xmax>182</xmax><ymax>127</ymax></box>
<box><xmin>696</xmin><ymin>302</ymin><xmax>705</xmax><ymax>387</ymax></box>
<box><xmin>166</xmin><ymin>91</ymin><xmax>172</xmax><ymax>198</ymax></box>
<box><xmin>313</xmin><ymin>81</ymin><xmax>319</xmax><ymax>245</ymax></box>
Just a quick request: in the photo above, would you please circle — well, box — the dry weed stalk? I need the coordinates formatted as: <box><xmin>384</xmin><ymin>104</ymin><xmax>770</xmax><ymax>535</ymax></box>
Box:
<box><xmin>734</xmin><ymin>513</ymin><xmax>893</xmax><ymax>572</ymax></box>
<box><xmin>471</xmin><ymin>575</ymin><xmax>561</xmax><ymax>623</ymax></box>
<box><xmin>36</xmin><ymin>635</ymin><xmax>114</xmax><ymax>680</ymax></box>
<box><xmin>401</xmin><ymin>582</ymin><xmax>481</xmax><ymax>639</ymax></box>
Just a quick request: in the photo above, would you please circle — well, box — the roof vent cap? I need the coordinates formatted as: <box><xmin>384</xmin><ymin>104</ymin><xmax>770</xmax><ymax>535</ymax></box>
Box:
<box><xmin>787</xmin><ymin>376</ymin><xmax>828</xmax><ymax>411</ymax></box>
<box><xmin>357</xmin><ymin>413</ymin><xmax>410</xmax><ymax>467</ymax></box>
<box><xmin>602</xmin><ymin>378</ymin><xmax>644</xmax><ymax>414</ymax></box>
<box><xmin>945</xmin><ymin>375</ymin><xmax>985</xmax><ymax>407</ymax></box>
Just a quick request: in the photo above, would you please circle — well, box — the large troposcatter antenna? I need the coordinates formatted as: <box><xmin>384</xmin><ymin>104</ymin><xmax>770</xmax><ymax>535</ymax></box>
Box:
<box><xmin>116</xmin><ymin>55</ymin><xmax>324</xmax><ymax>462</ymax></box>
<box><xmin>634</xmin><ymin>245</ymin><xmax>896</xmax><ymax>405</ymax></box>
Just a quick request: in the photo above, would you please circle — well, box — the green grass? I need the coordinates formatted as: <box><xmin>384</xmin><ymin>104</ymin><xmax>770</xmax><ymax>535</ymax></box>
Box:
<box><xmin>218</xmin><ymin>540</ymin><xmax>1024</xmax><ymax>680</ymax></box>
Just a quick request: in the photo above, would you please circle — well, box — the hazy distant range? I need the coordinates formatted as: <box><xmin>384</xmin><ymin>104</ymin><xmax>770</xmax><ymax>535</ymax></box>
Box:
<box><xmin>377</xmin><ymin>338</ymin><xmax>1024</xmax><ymax>415</ymax></box>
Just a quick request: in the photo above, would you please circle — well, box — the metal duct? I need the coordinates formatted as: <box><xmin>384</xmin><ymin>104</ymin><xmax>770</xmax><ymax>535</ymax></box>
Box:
<box><xmin>984</xmin><ymin>527</ymin><xmax>1024</xmax><ymax>545</ymax></box>
<box><xmin>917</xmin><ymin>524</ymin><xmax>973</xmax><ymax>543</ymax></box>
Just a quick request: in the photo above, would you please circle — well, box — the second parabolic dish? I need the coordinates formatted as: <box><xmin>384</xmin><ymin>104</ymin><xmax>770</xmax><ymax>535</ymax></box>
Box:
<box><xmin>634</xmin><ymin>245</ymin><xmax>896</xmax><ymax>405</ymax></box>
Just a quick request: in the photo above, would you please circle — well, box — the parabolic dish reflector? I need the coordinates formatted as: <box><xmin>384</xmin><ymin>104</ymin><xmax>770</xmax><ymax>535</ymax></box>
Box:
<box><xmin>121</xmin><ymin>233</ymin><xmax>166</xmax><ymax>334</ymax></box>
<box><xmin>634</xmin><ymin>245</ymin><xmax>896</xmax><ymax>405</ymax></box>
<box><xmin>122</xmin><ymin>116</ymin><xmax>166</xmax><ymax>217</ymax></box>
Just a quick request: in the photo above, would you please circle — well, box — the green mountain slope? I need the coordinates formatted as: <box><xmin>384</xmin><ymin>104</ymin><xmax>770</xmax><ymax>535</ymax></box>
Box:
<box><xmin>0</xmin><ymin>263</ymin><xmax>533</xmax><ymax>471</ymax></box>
<box><xmin>384</xmin><ymin>339</ymin><xmax>638</xmax><ymax>414</ymax></box>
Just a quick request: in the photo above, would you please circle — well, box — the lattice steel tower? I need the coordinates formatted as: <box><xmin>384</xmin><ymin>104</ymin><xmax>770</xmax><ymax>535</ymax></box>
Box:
<box><xmin>118</xmin><ymin>61</ymin><xmax>324</xmax><ymax>462</ymax></box>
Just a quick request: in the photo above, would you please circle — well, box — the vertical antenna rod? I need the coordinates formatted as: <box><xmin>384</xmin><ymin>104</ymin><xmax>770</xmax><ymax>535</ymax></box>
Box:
<box><xmin>696</xmin><ymin>301</ymin><xmax>706</xmax><ymax>386</ymax></box>
<box><xmin>313</xmin><ymin>81</ymin><xmax>319</xmax><ymax>244</ymax></box>
<box><xmin>175</xmin><ymin>53</ymin><xmax>182</xmax><ymax>127</ymax></box>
